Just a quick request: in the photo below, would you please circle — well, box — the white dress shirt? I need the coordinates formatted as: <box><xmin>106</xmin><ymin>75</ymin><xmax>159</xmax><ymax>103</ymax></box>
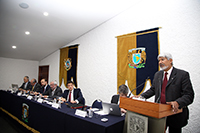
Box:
<box><xmin>163</xmin><ymin>66</ymin><xmax>173</xmax><ymax>81</ymax></box>
<box><xmin>67</xmin><ymin>89</ymin><xmax>79</xmax><ymax>104</ymax></box>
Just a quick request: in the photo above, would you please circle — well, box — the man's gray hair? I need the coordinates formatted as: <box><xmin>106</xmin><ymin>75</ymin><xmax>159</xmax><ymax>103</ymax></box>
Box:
<box><xmin>157</xmin><ymin>53</ymin><xmax>173</xmax><ymax>60</ymax></box>
<box><xmin>25</xmin><ymin>76</ymin><xmax>29</xmax><ymax>80</ymax></box>
<box><xmin>157</xmin><ymin>52</ymin><xmax>173</xmax><ymax>65</ymax></box>
<box><xmin>32</xmin><ymin>78</ymin><xmax>37</xmax><ymax>83</ymax></box>
<box><xmin>118</xmin><ymin>84</ymin><xmax>128</xmax><ymax>95</ymax></box>
<box><xmin>51</xmin><ymin>80</ymin><xmax>57</xmax><ymax>85</ymax></box>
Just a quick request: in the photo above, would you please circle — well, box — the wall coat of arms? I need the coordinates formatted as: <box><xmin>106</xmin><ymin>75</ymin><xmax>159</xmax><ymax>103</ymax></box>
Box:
<box><xmin>128</xmin><ymin>48</ymin><xmax>146</xmax><ymax>69</ymax></box>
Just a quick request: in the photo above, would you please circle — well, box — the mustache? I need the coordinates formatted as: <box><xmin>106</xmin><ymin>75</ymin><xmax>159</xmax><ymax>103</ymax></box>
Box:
<box><xmin>159</xmin><ymin>63</ymin><xmax>168</xmax><ymax>70</ymax></box>
<box><xmin>159</xmin><ymin>63</ymin><xmax>165</xmax><ymax>67</ymax></box>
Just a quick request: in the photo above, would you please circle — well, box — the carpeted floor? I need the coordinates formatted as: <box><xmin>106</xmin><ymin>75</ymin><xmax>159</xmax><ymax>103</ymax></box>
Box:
<box><xmin>0</xmin><ymin>114</ymin><xmax>26</xmax><ymax>133</ymax></box>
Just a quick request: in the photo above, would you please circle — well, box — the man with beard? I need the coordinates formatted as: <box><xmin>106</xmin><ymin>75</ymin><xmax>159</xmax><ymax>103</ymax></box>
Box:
<box><xmin>135</xmin><ymin>53</ymin><xmax>194</xmax><ymax>133</ymax></box>
<box><xmin>42</xmin><ymin>81</ymin><xmax>62</xmax><ymax>99</ymax></box>
<box><xmin>40</xmin><ymin>78</ymin><xmax>50</xmax><ymax>94</ymax></box>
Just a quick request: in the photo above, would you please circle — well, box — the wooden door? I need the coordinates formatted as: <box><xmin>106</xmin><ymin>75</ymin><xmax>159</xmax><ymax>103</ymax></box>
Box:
<box><xmin>38</xmin><ymin>65</ymin><xmax>49</xmax><ymax>85</ymax></box>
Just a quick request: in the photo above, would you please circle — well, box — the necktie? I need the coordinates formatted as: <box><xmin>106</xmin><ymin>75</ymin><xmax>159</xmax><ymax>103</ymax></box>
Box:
<box><xmin>43</xmin><ymin>86</ymin><xmax>46</xmax><ymax>93</ymax></box>
<box><xmin>160</xmin><ymin>72</ymin><xmax>168</xmax><ymax>104</ymax></box>
<box><xmin>32</xmin><ymin>86</ymin><xmax>34</xmax><ymax>91</ymax></box>
<box><xmin>68</xmin><ymin>91</ymin><xmax>71</xmax><ymax>102</ymax></box>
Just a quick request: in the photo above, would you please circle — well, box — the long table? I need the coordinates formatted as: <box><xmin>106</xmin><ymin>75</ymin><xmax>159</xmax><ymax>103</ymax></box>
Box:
<box><xmin>0</xmin><ymin>90</ymin><xmax>125</xmax><ymax>133</ymax></box>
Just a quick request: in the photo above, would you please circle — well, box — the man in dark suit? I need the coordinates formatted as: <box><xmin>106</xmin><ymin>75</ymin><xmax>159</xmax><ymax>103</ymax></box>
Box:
<box><xmin>42</xmin><ymin>81</ymin><xmax>62</xmax><ymax>99</ymax></box>
<box><xmin>18</xmin><ymin>76</ymin><xmax>32</xmax><ymax>92</ymax></box>
<box><xmin>30</xmin><ymin>78</ymin><xmax>42</xmax><ymax>93</ymax></box>
<box><xmin>40</xmin><ymin>78</ymin><xmax>50</xmax><ymax>94</ymax></box>
<box><xmin>111</xmin><ymin>84</ymin><xmax>128</xmax><ymax>113</ymax></box>
<box><xmin>138</xmin><ymin>53</ymin><xmax>194</xmax><ymax>133</ymax></box>
<box><xmin>61</xmin><ymin>81</ymin><xmax>85</xmax><ymax>105</ymax></box>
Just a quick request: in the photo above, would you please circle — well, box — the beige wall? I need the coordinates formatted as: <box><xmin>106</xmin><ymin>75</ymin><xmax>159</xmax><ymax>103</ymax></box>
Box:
<box><xmin>0</xmin><ymin>57</ymin><xmax>39</xmax><ymax>89</ymax></box>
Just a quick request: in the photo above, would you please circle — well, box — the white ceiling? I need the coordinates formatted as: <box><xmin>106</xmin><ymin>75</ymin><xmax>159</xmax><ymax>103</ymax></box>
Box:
<box><xmin>0</xmin><ymin>0</ymin><xmax>139</xmax><ymax>61</ymax></box>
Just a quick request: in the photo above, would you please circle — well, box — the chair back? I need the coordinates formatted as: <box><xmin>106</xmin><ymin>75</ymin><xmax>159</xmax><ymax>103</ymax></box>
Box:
<box><xmin>92</xmin><ymin>99</ymin><xmax>102</xmax><ymax>109</ymax></box>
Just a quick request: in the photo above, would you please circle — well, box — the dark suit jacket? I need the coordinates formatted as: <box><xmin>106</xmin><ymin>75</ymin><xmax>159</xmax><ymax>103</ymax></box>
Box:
<box><xmin>43</xmin><ymin>86</ymin><xmax>62</xmax><ymax>98</ymax></box>
<box><xmin>41</xmin><ymin>84</ymin><xmax>50</xmax><ymax>94</ymax></box>
<box><xmin>111</xmin><ymin>95</ymin><xmax>120</xmax><ymax>104</ymax></box>
<box><xmin>19</xmin><ymin>81</ymin><xmax>32</xmax><ymax>90</ymax></box>
<box><xmin>62</xmin><ymin>88</ymin><xmax>85</xmax><ymax>104</ymax></box>
<box><xmin>32</xmin><ymin>83</ymin><xmax>42</xmax><ymax>92</ymax></box>
<box><xmin>141</xmin><ymin>67</ymin><xmax>194</xmax><ymax>128</ymax></box>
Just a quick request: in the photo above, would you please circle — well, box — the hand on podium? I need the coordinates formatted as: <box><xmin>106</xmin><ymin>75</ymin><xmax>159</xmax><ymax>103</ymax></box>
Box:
<box><xmin>166</xmin><ymin>101</ymin><xmax>179</xmax><ymax>113</ymax></box>
<box><xmin>121</xmin><ymin>108</ymin><xmax>127</xmax><ymax>113</ymax></box>
<box><xmin>130</xmin><ymin>95</ymin><xmax>141</xmax><ymax>98</ymax></box>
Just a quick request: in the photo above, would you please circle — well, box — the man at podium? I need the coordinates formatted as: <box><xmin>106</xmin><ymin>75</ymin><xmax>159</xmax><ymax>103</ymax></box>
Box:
<box><xmin>137</xmin><ymin>53</ymin><xmax>194</xmax><ymax>133</ymax></box>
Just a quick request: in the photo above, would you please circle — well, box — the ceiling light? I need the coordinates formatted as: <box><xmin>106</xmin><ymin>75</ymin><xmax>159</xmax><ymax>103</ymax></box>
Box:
<box><xmin>19</xmin><ymin>3</ymin><xmax>29</xmax><ymax>9</ymax></box>
<box><xmin>25</xmin><ymin>31</ymin><xmax>30</xmax><ymax>35</ymax></box>
<box><xmin>43</xmin><ymin>12</ymin><xmax>49</xmax><ymax>16</ymax></box>
<box><xmin>12</xmin><ymin>46</ymin><xmax>17</xmax><ymax>49</ymax></box>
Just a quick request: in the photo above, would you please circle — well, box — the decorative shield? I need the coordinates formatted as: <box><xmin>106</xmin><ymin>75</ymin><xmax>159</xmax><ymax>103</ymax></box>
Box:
<box><xmin>133</xmin><ymin>53</ymin><xmax>141</xmax><ymax>64</ymax></box>
<box><xmin>22</xmin><ymin>103</ymin><xmax>29</xmax><ymax>122</ymax></box>
<box><xmin>64</xmin><ymin>58</ymin><xmax>72</xmax><ymax>71</ymax></box>
<box><xmin>128</xmin><ymin>47</ymin><xmax>146</xmax><ymax>69</ymax></box>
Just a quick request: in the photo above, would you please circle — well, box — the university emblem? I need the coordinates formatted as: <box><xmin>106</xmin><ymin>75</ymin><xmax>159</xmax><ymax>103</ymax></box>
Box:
<box><xmin>128</xmin><ymin>114</ymin><xmax>147</xmax><ymax>133</ymax></box>
<box><xmin>22</xmin><ymin>103</ymin><xmax>29</xmax><ymax>122</ymax></box>
<box><xmin>128</xmin><ymin>48</ymin><xmax>146</xmax><ymax>69</ymax></box>
<box><xmin>64</xmin><ymin>58</ymin><xmax>72</xmax><ymax>71</ymax></box>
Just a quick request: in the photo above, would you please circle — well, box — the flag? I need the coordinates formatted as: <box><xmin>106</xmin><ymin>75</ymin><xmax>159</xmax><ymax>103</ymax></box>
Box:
<box><xmin>117</xmin><ymin>28</ymin><xmax>160</xmax><ymax>95</ymax></box>
<box><xmin>59</xmin><ymin>45</ymin><xmax>79</xmax><ymax>87</ymax></box>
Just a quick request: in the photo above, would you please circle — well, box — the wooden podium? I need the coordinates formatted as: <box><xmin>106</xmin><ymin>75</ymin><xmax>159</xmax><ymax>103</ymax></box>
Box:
<box><xmin>119</xmin><ymin>97</ymin><xmax>182</xmax><ymax>133</ymax></box>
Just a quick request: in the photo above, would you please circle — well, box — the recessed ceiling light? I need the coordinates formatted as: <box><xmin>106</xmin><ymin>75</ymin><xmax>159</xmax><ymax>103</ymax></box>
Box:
<box><xmin>12</xmin><ymin>46</ymin><xmax>17</xmax><ymax>49</ymax></box>
<box><xmin>25</xmin><ymin>31</ymin><xmax>30</xmax><ymax>35</ymax></box>
<box><xmin>19</xmin><ymin>3</ymin><xmax>29</xmax><ymax>9</ymax></box>
<box><xmin>43</xmin><ymin>12</ymin><xmax>49</xmax><ymax>16</ymax></box>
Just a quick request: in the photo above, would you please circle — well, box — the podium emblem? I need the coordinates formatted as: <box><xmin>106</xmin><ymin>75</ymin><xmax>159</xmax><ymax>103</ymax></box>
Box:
<box><xmin>127</xmin><ymin>111</ymin><xmax>148</xmax><ymax>133</ymax></box>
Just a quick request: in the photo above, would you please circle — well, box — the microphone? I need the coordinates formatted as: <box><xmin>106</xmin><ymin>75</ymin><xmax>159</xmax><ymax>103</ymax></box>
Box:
<box><xmin>127</xmin><ymin>77</ymin><xmax>150</xmax><ymax>98</ymax></box>
<box><xmin>155</xmin><ymin>78</ymin><xmax>161</xmax><ymax>103</ymax></box>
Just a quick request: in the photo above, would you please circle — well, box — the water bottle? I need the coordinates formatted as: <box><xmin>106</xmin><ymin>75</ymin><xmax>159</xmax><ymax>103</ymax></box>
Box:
<box><xmin>88</xmin><ymin>109</ymin><xmax>93</xmax><ymax>118</ymax></box>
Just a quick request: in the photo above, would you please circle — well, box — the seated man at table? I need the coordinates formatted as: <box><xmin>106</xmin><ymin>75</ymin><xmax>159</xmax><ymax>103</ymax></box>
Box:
<box><xmin>40</xmin><ymin>78</ymin><xmax>50</xmax><ymax>94</ymax></box>
<box><xmin>60</xmin><ymin>81</ymin><xmax>85</xmax><ymax>105</ymax></box>
<box><xmin>30</xmin><ymin>78</ymin><xmax>42</xmax><ymax>94</ymax></box>
<box><xmin>42</xmin><ymin>80</ymin><xmax>62</xmax><ymax>99</ymax></box>
<box><xmin>111</xmin><ymin>84</ymin><xmax>128</xmax><ymax>113</ymax></box>
<box><xmin>18</xmin><ymin>76</ymin><xmax>32</xmax><ymax>93</ymax></box>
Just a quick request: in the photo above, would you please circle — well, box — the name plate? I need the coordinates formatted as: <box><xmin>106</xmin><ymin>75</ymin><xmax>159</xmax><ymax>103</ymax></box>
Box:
<box><xmin>46</xmin><ymin>101</ymin><xmax>53</xmax><ymax>105</ymax></box>
<box><xmin>75</xmin><ymin>109</ymin><xmax>87</xmax><ymax>118</ymax></box>
<box><xmin>22</xmin><ymin>94</ymin><xmax>27</xmax><ymax>97</ymax></box>
<box><xmin>17</xmin><ymin>92</ymin><xmax>22</xmax><ymax>96</ymax></box>
<box><xmin>52</xmin><ymin>103</ymin><xmax>59</xmax><ymax>109</ymax></box>
<box><xmin>27</xmin><ymin>95</ymin><xmax>33</xmax><ymax>100</ymax></box>
<box><xmin>37</xmin><ymin>98</ymin><xmax>43</xmax><ymax>103</ymax></box>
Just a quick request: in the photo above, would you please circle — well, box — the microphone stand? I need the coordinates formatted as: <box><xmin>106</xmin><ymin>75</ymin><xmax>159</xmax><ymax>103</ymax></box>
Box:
<box><xmin>128</xmin><ymin>77</ymin><xmax>149</xmax><ymax>98</ymax></box>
